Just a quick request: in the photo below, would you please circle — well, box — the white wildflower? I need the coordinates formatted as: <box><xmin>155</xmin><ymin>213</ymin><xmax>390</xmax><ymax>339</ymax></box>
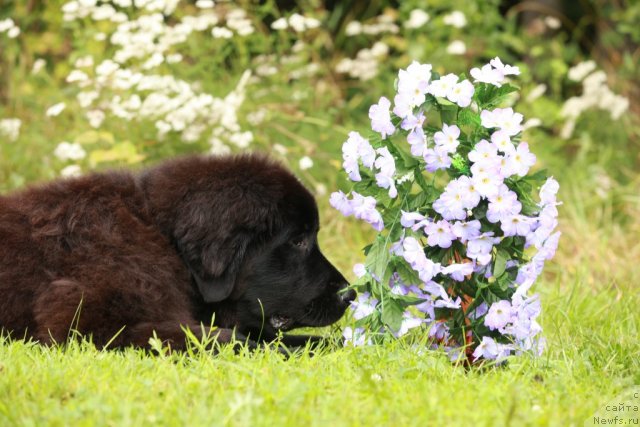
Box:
<box><xmin>0</xmin><ymin>118</ymin><xmax>21</xmax><ymax>142</ymax></box>
<box><xmin>8</xmin><ymin>26</ymin><xmax>20</xmax><ymax>38</ymax></box>
<box><xmin>61</xmin><ymin>165</ymin><xmax>82</xmax><ymax>178</ymax></box>
<box><xmin>345</xmin><ymin>21</ymin><xmax>362</xmax><ymax>36</ymax></box>
<box><xmin>446</xmin><ymin>40</ymin><xmax>466</xmax><ymax>55</ymax></box>
<box><xmin>526</xmin><ymin>84</ymin><xmax>547</xmax><ymax>103</ymax></box>
<box><xmin>86</xmin><ymin>110</ymin><xmax>105</xmax><ymax>128</ymax></box>
<box><xmin>32</xmin><ymin>59</ymin><xmax>46</xmax><ymax>74</ymax></box>
<box><xmin>195</xmin><ymin>0</ymin><xmax>214</xmax><ymax>8</ymax></box>
<box><xmin>544</xmin><ymin>16</ymin><xmax>561</xmax><ymax>29</ymax></box>
<box><xmin>271</xmin><ymin>17</ymin><xmax>288</xmax><ymax>30</ymax></box>
<box><xmin>54</xmin><ymin>141</ymin><xmax>86</xmax><ymax>161</ymax></box>
<box><xmin>405</xmin><ymin>9</ymin><xmax>429</xmax><ymax>29</ymax></box>
<box><xmin>299</xmin><ymin>156</ymin><xmax>313</xmax><ymax>170</ymax></box>
<box><xmin>74</xmin><ymin>55</ymin><xmax>94</xmax><ymax>68</ymax></box>
<box><xmin>211</xmin><ymin>26</ymin><xmax>233</xmax><ymax>38</ymax></box>
<box><xmin>443</xmin><ymin>11</ymin><xmax>467</xmax><ymax>28</ymax></box>
<box><xmin>46</xmin><ymin>102</ymin><xmax>66</xmax><ymax>117</ymax></box>
<box><xmin>568</xmin><ymin>60</ymin><xmax>596</xmax><ymax>82</ymax></box>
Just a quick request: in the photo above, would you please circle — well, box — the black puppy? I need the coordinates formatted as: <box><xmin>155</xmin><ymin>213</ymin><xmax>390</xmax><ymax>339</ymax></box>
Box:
<box><xmin>0</xmin><ymin>154</ymin><xmax>355</xmax><ymax>349</ymax></box>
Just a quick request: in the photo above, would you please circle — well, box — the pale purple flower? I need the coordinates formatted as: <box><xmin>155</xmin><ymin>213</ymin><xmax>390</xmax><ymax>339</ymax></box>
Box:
<box><xmin>424</xmin><ymin>146</ymin><xmax>452</xmax><ymax>172</ymax></box>
<box><xmin>468</xmin><ymin>302</ymin><xmax>489</xmax><ymax>320</ymax></box>
<box><xmin>400</xmin><ymin>211</ymin><xmax>430</xmax><ymax>231</ymax></box>
<box><xmin>330</xmin><ymin>191</ymin><xmax>384</xmax><ymax>231</ymax></box>
<box><xmin>447</xmin><ymin>79</ymin><xmax>474</xmax><ymax>107</ymax></box>
<box><xmin>433</xmin><ymin>187</ymin><xmax>467</xmax><ymax>221</ymax></box>
<box><xmin>470</xmin><ymin>58</ymin><xmax>519</xmax><ymax>89</ymax></box>
<box><xmin>472</xmin><ymin>336</ymin><xmax>500</xmax><ymax>360</ymax></box>
<box><xmin>369</xmin><ymin>96</ymin><xmax>395</xmax><ymax>138</ymax></box>
<box><xmin>441</xmin><ymin>262</ymin><xmax>474</xmax><ymax>281</ymax></box>
<box><xmin>342</xmin><ymin>131</ymin><xmax>375</xmax><ymax>181</ymax></box>
<box><xmin>486</xmin><ymin>184</ymin><xmax>521</xmax><ymax>223</ymax></box>
<box><xmin>402</xmin><ymin>237</ymin><xmax>441</xmax><ymax>282</ymax></box>
<box><xmin>454</xmin><ymin>176</ymin><xmax>482</xmax><ymax>209</ymax></box>
<box><xmin>402</xmin><ymin>111</ymin><xmax>427</xmax><ymax>156</ymax></box>
<box><xmin>395</xmin><ymin>312</ymin><xmax>425</xmax><ymax>337</ymax></box>
<box><xmin>330</xmin><ymin>190</ymin><xmax>353</xmax><ymax>216</ymax></box>
<box><xmin>374</xmin><ymin>147</ymin><xmax>397</xmax><ymax>198</ymax></box>
<box><xmin>351</xmin><ymin>192</ymin><xmax>384</xmax><ymax>231</ymax></box>
<box><xmin>502</xmin><ymin>142</ymin><xmax>536</xmax><ymax>177</ymax></box>
<box><xmin>471</xmin><ymin>170</ymin><xmax>503</xmax><ymax>198</ymax></box>
<box><xmin>539</xmin><ymin>177</ymin><xmax>560</xmax><ymax>206</ymax></box>
<box><xmin>484</xmin><ymin>300</ymin><xmax>514</xmax><ymax>330</ymax></box>
<box><xmin>374</xmin><ymin>147</ymin><xmax>396</xmax><ymax>177</ymax></box>
<box><xmin>425</xmin><ymin>220</ymin><xmax>456</xmax><ymax>248</ymax></box>
<box><xmin>343</xmin><ymin>327</ymin><xmax>368</xmax><ymax>347</ymax></box>
<box><xmin>480</xmin><ymin>107</ymin><xmax>523</xmax><ymax>136</ymax></box>
<box><xmin>470</xmin><ymin>64</ymin><xmax>504</xmax><ymax>87</ymax></box>
<box><xmin>423</xmin><ymin>281</ymin><xmax>461</xmax><ymax>309</ymax></box>
<box><xmin>350</xmin><ymin>292</ymin><xmax>378</xmax><ymax>320</ymax></box>
<box><xmin>466</xmin><ymin>232</ymin><xmax>499</xmax><ymax>265</ymax></box>
<box><xmin>470</xmin><ymin>159</ymin><xmax>502</xmax><ymax>179</ymax></box>
<box><xmin>468</xmin><ymin>139</ymin><xmax>499</xmax><ymax>164</ymax></box>
<box><xmin>490</xmin><ymin>57</ymin><xmax>520</xmax><ymax>76</ymax></box>
<box><xmin>428</xmin><ymin>73</ymin><xmax>458</xmax><ymax>98</ymax></box>
<box><xmin>401</xmin><ymin>236</ymin><xmax>426</xmax><ymax>267</ymax></box>
<box><xmin>491</xmin><ymin>130</ymin><xmax>516</xmax><ymax>154</ymax></box>
<box><xmin>504</xmin><ymin>308</ymin><xmax>542</xmax><ymax>341</ymax></box>
<box><xmin>451</xmin><ymin>220</ymin><xmax>481</xmax><ymax>242</ymax></box>
<box><xmin>501</xmin><ymin>214</ymin><xmax>533</xmax><ymax>237</ymax></box>
<box><xmin>434</xmin><ymin>123</ymin><xmax>460</xmax><ymax>153</ymax></box>
<box><xmin>428</xmin><ymin>321</ymin><xmax>449</xmax><ymax>341</ymax></box>
<box><xmin>540</xmin><ymin>231</ymin><xmax>561</xmax><ymax>260</ymax></box>
<box><xmin>353</xmin><ymin>263</ymin><xmax>367</xmax><ymax>278</ymax></box>
<box><xmin>396</xmin><ymin>61</ymin><xmax>432</xmax><ymax>108</ymax></box>
<box><xmin>515</xmin><ymin>262</ymin><xmax>540</xmax><ymax>288</ymax></box>
<box><xmin>393</xmin><ymin>93</ymin><xmax>413</xmax><ymax>119</ymax></box>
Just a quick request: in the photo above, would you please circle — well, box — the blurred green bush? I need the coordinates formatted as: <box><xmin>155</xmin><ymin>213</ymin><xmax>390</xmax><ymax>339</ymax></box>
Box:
<box><xmin>0</xmin><ymin>0</ymin><xmax>637</xmax><ymax>210</ymax></box>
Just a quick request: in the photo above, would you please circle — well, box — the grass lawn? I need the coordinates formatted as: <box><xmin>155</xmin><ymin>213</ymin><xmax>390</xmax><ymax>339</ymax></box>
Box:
<box><xmin>1</xmin><ymin>198</ymin><xmax>638</xmax><ymax>427</ymax></box>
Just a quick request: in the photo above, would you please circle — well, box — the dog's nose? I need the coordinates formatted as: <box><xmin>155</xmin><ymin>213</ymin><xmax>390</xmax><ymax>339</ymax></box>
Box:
<box><xmin>340</xmin><ymin>288</ymin><xmax>357</xmax><ymax>305</ymax></box>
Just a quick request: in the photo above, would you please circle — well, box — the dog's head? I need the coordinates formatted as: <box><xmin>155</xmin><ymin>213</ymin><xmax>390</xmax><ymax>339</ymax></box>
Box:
<box><xmin>143</xmin><ymin>154</ymin><xmax>355</xmax><ymax>338</ymax></box>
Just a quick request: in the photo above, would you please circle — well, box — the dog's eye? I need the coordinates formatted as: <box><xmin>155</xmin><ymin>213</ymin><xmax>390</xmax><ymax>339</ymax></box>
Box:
<box><xmin>290</xmin><ymin>235</ymin><xmax>308</xmax><ymax>249</ymax></box>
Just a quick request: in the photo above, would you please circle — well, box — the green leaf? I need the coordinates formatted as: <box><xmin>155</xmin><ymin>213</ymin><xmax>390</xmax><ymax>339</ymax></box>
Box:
<box><xmin>380</xmin><ymin>299</ymin><xmax>404</xmax><ymax>332</ymax></box>
<box><xmin>413</xmin><ymin>165</ymin><xmax>430</xmax><ymax>193</ymax></box>
<box><xmin>457</xmin><ymin>108</ymin><xmax>481</xmax><ymax>127</ymax></box>
<box><xmin>365</xmin><ymin>235</ymin><xmax>390</xmax><ymax>280</ymax></box>
<box><xmin>493</xmin><ymin>248</ymin><xmax>509</xmax><ymax>278</ymax></box>
<box><xmin>392</xmin><ymin>257</ymin><xmax>421</xmax><ymax>285</ymax></box>
<box><xmin>89</xmin><ymin>141</ymin><xmax>144</xmax><ymax>167</ymax></box>
<box><xmin>475</xmin><ymin>83</ymin><xmax>520</xmax><ymax>109</ymax></box>
<box><xmin>439</xmin><ymin>104</ymin><xmax>458</xmax><ymax>126</ymax></box>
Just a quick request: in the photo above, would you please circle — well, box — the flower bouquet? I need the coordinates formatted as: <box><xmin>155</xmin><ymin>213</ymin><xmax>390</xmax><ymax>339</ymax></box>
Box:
<box><xmin>331</xmin><ymin>59</ymin><xmax>560</xmax><ymax>363</ymax></box>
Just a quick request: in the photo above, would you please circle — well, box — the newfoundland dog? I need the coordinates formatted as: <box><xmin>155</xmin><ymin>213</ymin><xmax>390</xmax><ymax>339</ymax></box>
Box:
<box><xmin>0</xmin><ymin>154</ymin><xmax>355</xmax><ymax>350</ymax></box>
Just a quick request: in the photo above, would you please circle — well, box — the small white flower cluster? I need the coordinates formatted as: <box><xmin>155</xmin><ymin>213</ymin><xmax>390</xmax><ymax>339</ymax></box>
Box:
<box><xmin>561</xmin><ymin>62</ymin><xmax>629</xmax><ymax>138</ymax></box>
<box><xmin>56</xmin><ymin>1</ymin><xmax>255</xmax><ymax>155</ymax></box>
<box><xmin>404</xmin><ymin>9</ymin><xmax>430</xmax><ymax>29</ymax></box>
<box><xmin>0</xmin><ymin>118</ymin><xmax>22</xmax><ymax>142</ymax></box>
<box><xmin>442</xmin><ymin>11</ymin><xmax>467</xmax><ymax>28</ymax></box>
<box><xmin>345</xmin><ymin>14</ymin><xmax>399</xmax><ymax>36</ymax></box>
<box><xmin>335</xmin><ymin>42</ymin><xmax>389</xmax><ymax>81</ymax></box>
<box><xmin>62</xmin><ymin>0</ymin><xmax>180</xmax><ymax>21</ymax></box>
<box><xmin>271</xmin><ymin>13</ymin><xmax>320</xmax><ymax>32</ymax></box>
<box><xmin>54</xmin><ymin>141</ymin><xmax>87</xmax><ymax>161</ymax></box>
<box><xmin>0</xmin><ymin>18</ymin><xmax>20</xmax><ymax>38</ymax></box>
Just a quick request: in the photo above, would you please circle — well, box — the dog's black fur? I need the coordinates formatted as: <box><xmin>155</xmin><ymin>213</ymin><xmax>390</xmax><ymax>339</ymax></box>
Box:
<box><xmin>0</xmin><ymin>154</ymin><xmax>354</xmax><ymax>350</ymax></box>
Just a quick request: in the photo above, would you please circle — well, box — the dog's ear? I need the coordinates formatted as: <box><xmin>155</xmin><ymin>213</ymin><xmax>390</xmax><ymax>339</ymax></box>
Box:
<box><xmin>187</xmin><ymin>230</ymin><xmax>252</xmax><ymax>303</ymax></box>
<box><xmin>173</xmin><ymin>196</ymin><xmax>273</xmax><ymax>303</ymax></box>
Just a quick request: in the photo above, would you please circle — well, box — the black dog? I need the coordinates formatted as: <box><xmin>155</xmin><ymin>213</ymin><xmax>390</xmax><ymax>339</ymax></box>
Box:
<box><xmin>0</xmin><ymin>154</ymin><xmax>355</xmax><ymax>350</ymax></box>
